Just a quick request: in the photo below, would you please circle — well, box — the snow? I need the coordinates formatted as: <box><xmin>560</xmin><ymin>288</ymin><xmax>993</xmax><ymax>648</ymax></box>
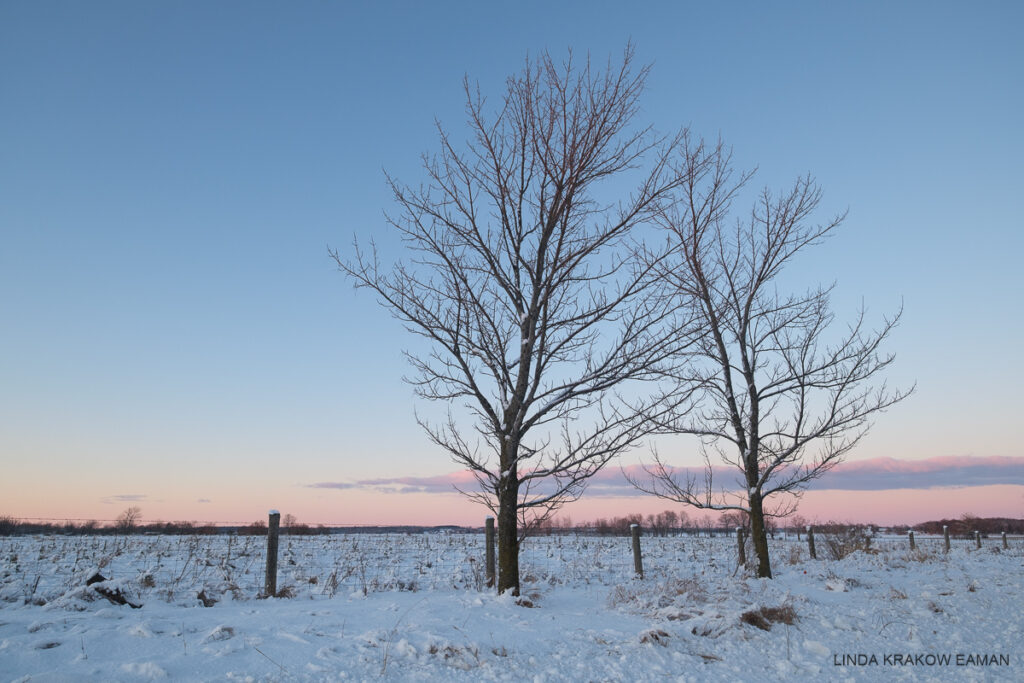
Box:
<box><xmin>1</xmin><ymin>533</ymin><xmax>1021</xmax><ymax>681</ymax></box>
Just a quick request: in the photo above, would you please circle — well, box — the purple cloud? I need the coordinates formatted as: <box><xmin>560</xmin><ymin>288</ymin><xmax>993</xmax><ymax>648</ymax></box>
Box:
<box><xmin>306</xmin><ymin>471</ymin><xmax>479</xmax><ymax>495</ymax></box>
<box><xmin>102</xmin><ymin>494</ymin><xmax>148</xmax><ymax>504</ymax></box>
<box><xmin>307</xmin><ymin>482</ymin><xmax>359</xmax><ymax>490</ymax></box>
<box><xmin>305</xmin><ymin>456</ymin><xmax>1024</xmax><ymax>498</ymax></box>
<box><xmin>817</xmin><ymin>456</ymin><xmax>1024</xmax><ymax>491</ymax></box>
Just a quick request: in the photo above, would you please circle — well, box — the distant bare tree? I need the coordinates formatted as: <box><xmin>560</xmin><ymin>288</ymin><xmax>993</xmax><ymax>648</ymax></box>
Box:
<box><xmin>789</xmin><ymin>514</ymin><xmax>807</xmax><ymax>540</ymax></box>
<box><xmin>676</xmin><ymin>510</ymin><xmax>690</xmax><ymax>535</ymax></box>
<box><xmin>335</xmin><ymin>47</ymin><xmax>694</xmax><ymax>594</ymax></box>
<box><xmin>656</xmin><ymin>509</ymin><xmax>679</xmax><ymax>536</ymax></box>
<box><xmin>116</xmin><ymin>506</ymin><xmax>142</xmax><ymax>533</ymax></box>
<box><xmin>699</xmin><ymin>514</ymin><xmax>714</xmax><ymax>537</ymax></box>
<box><xmin>719</xmin><ymin>510</ymin><xmax>748</xmax><ymax>535</ymax></box>
<box><xmin>627</xmin><ymin>136</ymin><xmax>912</xmax><ymax>578</ymax></box>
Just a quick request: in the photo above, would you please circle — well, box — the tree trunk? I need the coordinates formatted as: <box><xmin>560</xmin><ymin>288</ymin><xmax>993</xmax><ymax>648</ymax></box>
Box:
<box><xmin>748</xmin><ymin>492</ymin><xmax>773</xmax><ymax>578</ymax></box>
<box><xmin>496</xmin><ymin>478</ymin><xmax>520</xmax><ymax>595</ymax></box>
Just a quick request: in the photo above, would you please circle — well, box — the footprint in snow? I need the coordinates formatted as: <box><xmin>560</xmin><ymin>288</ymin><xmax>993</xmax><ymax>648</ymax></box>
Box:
<box><xmin>278</xmin><ymin>631</ymin><xmax>310</xmax><ymax>645</ymax></box>
<box><xmin>26</xmin><ymin>621</ymin><xmax>53</xmax><ymax>633</ymax></box>
<box><xmin>120</xmin><ymin>661</ymin><xmax>168</xmax><ymax>679</ymax></box>
<box><xmin>203</xmin><ymin>625</ymin><xmax>235</xmax><ymax>643</ymax></box>
<box><xmin>315</xmin><ymin>644</ymin><xmax>346</xmax><ymax>661</ymax></box>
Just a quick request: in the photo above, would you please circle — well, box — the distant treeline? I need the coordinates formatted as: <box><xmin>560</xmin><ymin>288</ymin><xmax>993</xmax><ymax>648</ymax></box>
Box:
<box><xmin>0</xmin><ymin>517</ymin><xmax>225</xmax><ymax>536</ymax></box>
<box><xmin>531</xmin><ymin>510</ymin><xmax>776</xmax><ymax>537</ymax></box>
<box><xmin>3</xmin><ymin>513</ymin><xmax>1021</xmax><ymax>538</ymax></box>
<box><xmin>0</xmin><ymin>516</ymin><xmax>473</xmax><ymax>537</ymax></box>
<box><xmin>534</xmin><ymin>513</ymin><xmax>1024</xmax><ymax>538</ymax></box>
<box><xmin>911</xmin><ymin>516</ymin><xmax>1024</xmax><ymax>536</ymax></box>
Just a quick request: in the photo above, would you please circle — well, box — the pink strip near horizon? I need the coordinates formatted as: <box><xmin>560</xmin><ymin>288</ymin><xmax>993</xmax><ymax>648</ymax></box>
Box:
<box><xmin>8</xmin><ymin>456</ymin><xmax>1022</xmax><ymax>527</ymax></box>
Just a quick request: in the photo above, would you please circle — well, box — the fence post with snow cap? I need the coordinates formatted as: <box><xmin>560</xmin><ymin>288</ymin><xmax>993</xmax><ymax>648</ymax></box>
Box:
<box><xmin>807</xmin><ymin>525</ymin><xmax>816</xmax><ymax>560</ymax></box>
<box><xmin>975</xmin><ymin>530</ymin><xmax>981</xmax><ymax>549</ymax></box>
<box><xmin>265</xmin><ymin>510</ymin><xmax>280</xmax><ymax>597</ymax></box>
<box><xmin>485</xmin><ymin>516</ymin><xmax>495</xmax><ymax>588</ymax></box>
<box><xmin>908</xmin><ymin>530</ymin><xmax>916</xmax><ymax>551</ymax></box>
<box><xmin>631</xmin><ymin>524</ymin><xmax>643</xmax><ymax>579</ymax></box>
<box><xmin>736</xmin><ymin>527</ymin><xmax>746</xmax><ymax>566</ymax></box>
<box><xmin>944</xmin><ymin>525</ymin><xmax>950</xmax><ymax>553</ymax></box>
<box><xmin>1003</xmin><ymin>532</ymin><xmax>1008</xmax><ymax>549</ymax></box>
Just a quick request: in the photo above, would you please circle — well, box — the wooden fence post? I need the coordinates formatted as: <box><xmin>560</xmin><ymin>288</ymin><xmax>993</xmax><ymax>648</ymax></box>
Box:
<box><xmin>265</xmin><ymin>510</ymin><xmax>280</xmax><ymax>598</ymax></box>
<box><xmin>943</xmin><ymin>525</ymin><xmax>950</xmax><ymax>553</ymax></box>
<box><xmin>630</xmin><ymin>524</ymin><xmax>643</xmax><ymax>579</ymax></box>
<box><xmin>736</xmin><ymin>527</ymin><xmax>746</xmax><ymax>566</ymax></box>
<box><xmin>1002</xmin><ymin>532</ymin><xmax>1008</xmax><ymax>550</ymax></box>
<box><xmin>485</xmin><ymin>516</ymin><xmax>495</xmax><ymax>589</ymax></box>
<box><xmin>975</xmin><ymin>530</ymin><xmax>981</xmax><ymax>549</ymax></box>
<box><xmin>908</xmin><ymin>530</ymin><xmax>916</xmax><ymax>551</ymax></box>
<box><xmin>806</xmin><ymin>525</ymin><xmax>816</xmax><ymax>560</ymax></box>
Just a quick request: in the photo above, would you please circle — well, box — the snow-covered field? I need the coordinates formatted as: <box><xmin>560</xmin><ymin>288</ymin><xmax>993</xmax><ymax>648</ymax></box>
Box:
<box><xmin>1</xmin><ymin>532</ymin><xmax>1021</xmax><ymax>681</ymax></box>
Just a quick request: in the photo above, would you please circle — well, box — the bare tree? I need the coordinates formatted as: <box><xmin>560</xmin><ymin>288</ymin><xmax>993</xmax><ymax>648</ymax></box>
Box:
<box><xmin>719</xmin><ymin>510</ymin><xmax>748</xmax><ymax>533</ymax></box>
<box><xmin>335</xmin><ymin>47</ymin><xmax>693</xmax><ymax>594</ymax></box>
<box><xmin>628</xmin><ymin>136</ymin><xmax>912</xmax><ymax>578</ymax></box>
<box><xmin>116</xmin><ymin>506</ymin><xmax>142</xmax><ymax>533</ymax></box>
<box><xmin>656</xmin><ymin>509</ymin><xmax>678</xmax><ymax>536</ymax></box>
<box><xmin>699</xmin><ymin>514</ymin><xmax>714</xmax><ymax>537</ymax></box>
<box><xmin>789</xmin><ymin>513</ymin><xmax>807</xmax><ymax>540</ymax></box>
<box><xmin>676</xmin><ymin>509</ymin><xmax>690</xmax><ymax>535</ymax></box>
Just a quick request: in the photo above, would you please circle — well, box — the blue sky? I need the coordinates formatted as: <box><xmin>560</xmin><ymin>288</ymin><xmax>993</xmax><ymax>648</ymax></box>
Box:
<box><xmin>1</xmin><ymin>1</ymin><xmax>1021</xmax><ymax>524</ymax></box>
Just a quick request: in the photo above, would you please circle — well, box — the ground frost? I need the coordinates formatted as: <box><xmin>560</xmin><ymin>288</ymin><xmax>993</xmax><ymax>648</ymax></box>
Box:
<box><xmin>0</xmin><ymin>533</ymin><xmax>1020</xmax><ymax>680</ymax></box>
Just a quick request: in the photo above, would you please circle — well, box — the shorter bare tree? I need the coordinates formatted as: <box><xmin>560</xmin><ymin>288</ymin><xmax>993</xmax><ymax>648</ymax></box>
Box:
<box><xmin>629</xmin><ymin>136</ymin><xmax>911</xmax><ymax>578</ymax></box>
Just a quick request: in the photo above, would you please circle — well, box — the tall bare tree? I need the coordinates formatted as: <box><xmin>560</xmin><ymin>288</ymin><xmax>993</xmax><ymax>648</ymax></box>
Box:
<box><xmin>628</xmin><ymin>136</ymin><xmax>912</xmax><ymax>578</ymax></box>
<box><xmin>335</xmin><ymin>48</ymin><xmax>692</xmax><ymax>594</ymax></box>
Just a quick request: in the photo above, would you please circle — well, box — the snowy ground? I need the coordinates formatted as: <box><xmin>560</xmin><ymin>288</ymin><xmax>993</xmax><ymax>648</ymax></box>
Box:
<box><xmin>1</xmin><ymin>532</ymin><xmax>1021</xmax><ymax>681</ymax></box>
